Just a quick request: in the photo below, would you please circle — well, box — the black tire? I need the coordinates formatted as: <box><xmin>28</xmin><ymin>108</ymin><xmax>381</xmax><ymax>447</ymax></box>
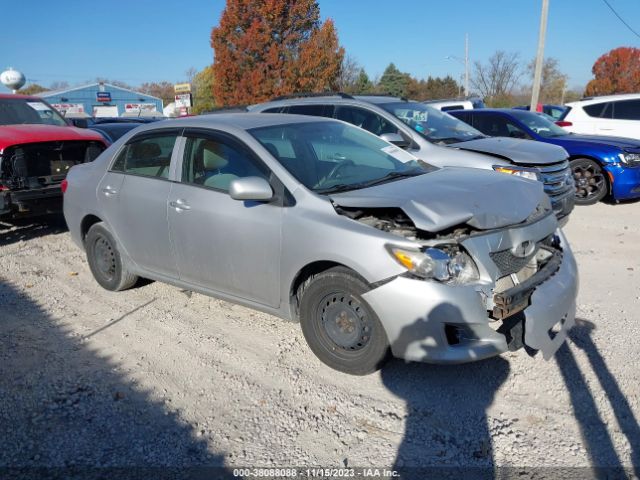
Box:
<box><xmin>85</xmin><ymin>222</ymin><xmax>138</xmax><ymax>291</ymax></box>
<box><xmin>298</xmin><ymin>267</ymin><xmax>390</xmax><ymax>375</ymax></box>
<box><xmin>571</xmin><ymin>158</ymin><xmax>607</xmax><ymax>206</ymax></box>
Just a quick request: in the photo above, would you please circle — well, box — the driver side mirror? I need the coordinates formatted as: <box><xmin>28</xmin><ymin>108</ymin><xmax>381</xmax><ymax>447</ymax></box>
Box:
<box><xmin>380</xmin><ymin>133</ymin><xmax>411</xmax><ymax>149</ymax></box>
<box><xmin>229</xmin><ymin>176</ymin><xmax>273</xmax><ymax>202</ymax></box>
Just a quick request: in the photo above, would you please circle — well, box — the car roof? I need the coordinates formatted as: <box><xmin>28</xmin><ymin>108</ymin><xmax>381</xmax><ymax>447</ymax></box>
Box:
<box><xmin>449</xmin><ymin>108</ymin><xmax>513</xmax><ymax>114</ymax></box>
<box><xmin>251</xmin><ymin>94</ymin><xmax>408</xmax><ymax>109</ymax></box>
<box><xmin>130</xmin><ymin>112</ymin><xmax>333</xmax><ymax>132</ymax></box>
<box><xmin>567</xmin><ymin>93</ymin><xmax>640</xmax><ymax>105</ymax></box>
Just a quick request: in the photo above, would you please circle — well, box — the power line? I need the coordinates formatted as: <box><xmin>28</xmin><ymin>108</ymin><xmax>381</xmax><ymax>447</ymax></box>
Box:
<box><xmin>601</xmin><ymin>0</ymin><xmax>640</xmax><ymax>39</ymax></box>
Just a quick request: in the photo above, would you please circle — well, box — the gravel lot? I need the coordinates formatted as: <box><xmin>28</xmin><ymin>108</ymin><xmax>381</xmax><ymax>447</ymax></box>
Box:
<box><xmin>0</xmin><ymin>203</ymin><xmax>638</xmax><ymax>478</ymax></box>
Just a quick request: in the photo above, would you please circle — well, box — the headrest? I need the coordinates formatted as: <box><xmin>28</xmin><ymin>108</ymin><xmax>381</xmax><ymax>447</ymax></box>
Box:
<box><xmin>202</xmin><ymin>141</ymin><xmax>228</xmax><ymax>170</ymax></box>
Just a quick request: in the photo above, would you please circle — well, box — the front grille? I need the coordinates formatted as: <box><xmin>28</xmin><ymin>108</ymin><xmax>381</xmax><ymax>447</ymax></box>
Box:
<box><xmin>536</xmin><ymin>160</ymin><xmax>574</xmax><ymax>197</ymax></box>
<box><xmin>2</xmin><ymin>141</ymin><xmax>104</xmax><ymax>189</ymax></box>
<box><xmin>490</xmin><ymin>247</ymin><xmax>538</xmax><ymax>277</ymax></box>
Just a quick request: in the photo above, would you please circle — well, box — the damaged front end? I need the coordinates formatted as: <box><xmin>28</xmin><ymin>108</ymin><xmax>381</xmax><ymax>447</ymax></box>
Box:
<box><xmin>334</xmin><ymin>202</ymin><xmax>578</xmax><ymax>364</ymax></box>
<box><xmin>0</xmin><ymin>141</ymin><xmax>104</xmax><ymax>217</ymax></box>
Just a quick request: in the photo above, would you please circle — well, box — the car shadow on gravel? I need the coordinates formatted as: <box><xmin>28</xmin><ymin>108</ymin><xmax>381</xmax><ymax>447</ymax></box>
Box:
<box><xmin>0</xmin><ymin>279</ymin><xmax>234</xmax><ymax>479</ymax></box>
<box><xmin>380</xmin><ymin>303</ymin><xmax>510</xmax><ymax>479</ymax></box>
<box><xmin>0</xmin><ymin>214</ymin><xmax>68</xmax><ymax>247</ymax></box>
<box><xmin>556</xmin><ymin>318</ymin><xmax>640</xmax><ymax>478</ymax></box>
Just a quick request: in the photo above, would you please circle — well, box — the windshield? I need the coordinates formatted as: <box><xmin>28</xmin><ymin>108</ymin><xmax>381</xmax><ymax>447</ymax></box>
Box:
<box><xmin>249</xmin><ymin>121</ymin><xmax>430</xmax><ymax>194</ymax></box>
<box><xmin>510</xmin><ymin>110</ymin><xmax>569</xmax><ymax>138</ymax></box>
<box><xmin>0</xmin><ymin>98</ymin><xmax>68</xmax><ymax>127</ymax></box>
<box><xmin>380</xmin><ymin>102</ymin><xmax>485</xmax><ymax>144</ymax></box>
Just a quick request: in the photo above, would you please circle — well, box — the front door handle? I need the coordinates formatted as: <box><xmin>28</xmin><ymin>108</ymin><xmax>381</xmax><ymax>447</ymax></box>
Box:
<box><xmin>101</xmin><ymin>185</ymin><xmax>118</xmax><ymax>196</ymax></box>
<box><xmin>169</xmin><ymin>199</ymin><xmax>191</xmax><ymax>211</ymax></box>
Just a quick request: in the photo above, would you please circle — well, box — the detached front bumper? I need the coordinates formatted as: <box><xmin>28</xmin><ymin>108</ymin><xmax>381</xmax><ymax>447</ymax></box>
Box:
<box><xmin>362</xmin><ymin>232</ymin><xmax>578</xmax><ymax>364</ymax></box>
<box><xmin>0</xmin><ymin>186</ymin><xmax>63</xmax><ymax>218</ymax></box>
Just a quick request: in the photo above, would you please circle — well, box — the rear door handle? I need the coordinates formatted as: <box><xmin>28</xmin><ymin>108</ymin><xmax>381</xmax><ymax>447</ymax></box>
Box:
<box><xmin>169</xmin><ymin>199</ymin><xmax>191</xmax><ymax>211</ymax></box>
<box><xmin>101</xmin><ymin>186</ymin><xmax>118</xmax><ymax>196</ymax></box>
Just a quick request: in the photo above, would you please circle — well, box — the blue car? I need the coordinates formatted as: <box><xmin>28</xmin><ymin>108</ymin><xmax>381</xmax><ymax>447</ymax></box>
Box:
<box><xmin>513</xmin><ymin>104</ymin><xmax>567</xmax><ymax>120</ymax></box>
<box><xmin>450</xmin><ymin>108</ymin><xmax>640</xmax><ymax>205</ymax></box>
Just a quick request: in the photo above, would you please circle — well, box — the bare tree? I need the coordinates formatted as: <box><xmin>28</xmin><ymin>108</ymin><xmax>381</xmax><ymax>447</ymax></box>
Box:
<box><xmin>337</xmin><ymin>55</ymin><xmax>362</xmax><ymax>93</ymax></box>
<box><xmin>49</xmin><ymin>81</ymin><xmax>70</xmax><ymax>91</ymax></box>
<box><xmin>185</xmin><ymin>67</ymin><xmax>198</xmax><ymax>85</ymax></box>
<box><xmin>472</xmin><ymin>51</ymin><xmax>521</xmax><ymax>101</ymax></box>
<box><xmin>526</xmin><ymin>57</ymin><xmax>568</xmax><ymax>104</ymax></box>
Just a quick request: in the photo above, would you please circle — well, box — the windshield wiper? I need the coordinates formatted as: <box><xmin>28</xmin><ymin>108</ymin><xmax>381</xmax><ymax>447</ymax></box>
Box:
<box><xmin>432</xmin><ymin>137</ymin><xmax>464</xmax><ymax>145</ymax></box>
<box><xmin>315</xmin><ymin>183</ymin><xmax>363</xmax><ymax>194</ymax></box>
<box><xmin>357</xmin><ymin>170</ymin><xmax>425</xmax><ymax>188</ymax></box>
<box><xmin>316</xmin><ymin>170</ymin><xmax>424</xmax><ymax>194</ymax></box>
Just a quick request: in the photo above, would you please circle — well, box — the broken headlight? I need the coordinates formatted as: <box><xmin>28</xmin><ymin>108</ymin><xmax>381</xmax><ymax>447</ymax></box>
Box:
<box><xmin>387</xmin><ymin>245</ymin><xmax>479</xmax><ymax>284</ymax></box>
<box><xmin>493</xmin><ymin>165</ymin><xmax>540</xmax><ymax>181</ymax></box>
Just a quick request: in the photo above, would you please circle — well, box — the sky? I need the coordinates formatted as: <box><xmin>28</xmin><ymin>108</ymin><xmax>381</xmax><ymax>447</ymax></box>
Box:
<box><xmin>1</xmin><ymin>0</ymin><xmax>639</xmax><ymax>93</ymax></box>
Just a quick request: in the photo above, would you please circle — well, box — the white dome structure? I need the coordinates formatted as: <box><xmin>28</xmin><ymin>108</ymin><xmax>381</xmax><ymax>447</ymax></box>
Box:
<box><xmin>1</xmin><ymin>68</ymin><xmax>26</xmax><ymax>93</ymax></box>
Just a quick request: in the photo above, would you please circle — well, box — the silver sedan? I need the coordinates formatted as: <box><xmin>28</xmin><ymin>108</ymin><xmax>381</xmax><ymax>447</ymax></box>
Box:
<box><xmin>63</xmin><ymin>114</ymin><xmax>578</xmax><ymax>375</ymax></box>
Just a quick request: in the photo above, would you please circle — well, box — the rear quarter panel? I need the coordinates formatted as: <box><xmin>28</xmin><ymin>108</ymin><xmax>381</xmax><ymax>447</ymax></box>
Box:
<box><xmin>63</xmin><ymin>146</ymin><xmax>116</xmax><ymax>248</ymax></box>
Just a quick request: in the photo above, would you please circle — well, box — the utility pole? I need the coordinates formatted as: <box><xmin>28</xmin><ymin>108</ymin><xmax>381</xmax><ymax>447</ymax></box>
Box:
<box><xmin>530</xmin><ymin>0</ymin><xmax>549</xmax><ymax>111</ymax></box>
<box><xmin>464</xmin><ymin>33</ymin><xmax>469</xmax><ymax>98</ymax></box>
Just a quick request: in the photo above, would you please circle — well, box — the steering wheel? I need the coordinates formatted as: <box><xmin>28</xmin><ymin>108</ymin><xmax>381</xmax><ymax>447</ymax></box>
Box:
<box><xmin>326</xmin><ymin>159</ymin><xmax>355</xmax><ymax>180</ymax></box>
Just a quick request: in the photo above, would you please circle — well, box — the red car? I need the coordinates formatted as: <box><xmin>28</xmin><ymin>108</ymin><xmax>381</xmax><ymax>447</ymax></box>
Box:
<box><xmin>0</xmin><ymin>94</ymin><xmax>107</xmax><ymax>218</ymax></box>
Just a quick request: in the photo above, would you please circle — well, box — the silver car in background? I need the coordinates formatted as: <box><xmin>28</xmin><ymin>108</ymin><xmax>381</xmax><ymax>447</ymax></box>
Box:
<box><xmin>63</xmin><ymin>114</ymin><xmax>578</xmax><ymax>375</ymax></box>
<box><xmin>250</xmin><ymin>94</ymin><xmax>575</xmax><ymax>224</ymax></box>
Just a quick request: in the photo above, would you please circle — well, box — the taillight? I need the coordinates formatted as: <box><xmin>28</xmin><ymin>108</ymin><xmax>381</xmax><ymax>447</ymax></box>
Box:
<box><xmin>556</xmin><ymin>121</ymin><xmax>572</xmax><ymax>127</ymax></box>
<box><xmin>0</xmin><ymin>184</ymin><xmax>8</xmax><ymax>191</ymax></box>
<box><xmin>61</xmin><ymin>179</ymin><xmax>68</xmax><ymax>194</ymax></box>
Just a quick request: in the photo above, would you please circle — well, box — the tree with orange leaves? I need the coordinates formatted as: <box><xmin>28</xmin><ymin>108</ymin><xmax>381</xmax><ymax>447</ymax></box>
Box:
<box><xmin>585</xmin><ymin>47</ymin><xmax>640</xmax><ymax>96</ymax></box>
<box><xmin>211</xmin><ymin>0</ymin><xmax>344</xmax><ymax>106</ymax></box>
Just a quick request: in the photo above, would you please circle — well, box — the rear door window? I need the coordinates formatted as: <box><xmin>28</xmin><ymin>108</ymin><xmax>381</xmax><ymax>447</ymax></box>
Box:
<box><xmin>111</xmin><ymin>134</ymin><xmax>178</xmax><ymax>179</ymax></box>
<box><xmin>335</xmin><ymin>106</ymin><xmax>398</xmax><ymax>136</ymax></box>
<box><xmin>473</xmin><ymin>114</ymin><xmax>529</xmax><ymax>138</ymax></box>
<box><xmin>286</xmin><ymin>104</ymin><xmax>334</xmax><ymax>118</ymax></box>
<box><xmin>611</xmin><ymin>99</ymin><xmax>640</xmax><ymax>120</ymax></box>
<box><xmin>583</xmin><ymin>102</ymin><xmax>608</xmax><ymax>118</ymax></box>
<box><xmin>452</xmin><ymin>111</ymin><xmax>472</xmax><ymax>125</ymax></box>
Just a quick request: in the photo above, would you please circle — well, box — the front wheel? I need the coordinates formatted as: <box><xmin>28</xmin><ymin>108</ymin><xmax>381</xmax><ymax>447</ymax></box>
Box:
<box><xmin>571</xmin><ymin>158</ymin><xmax>607</xmax><ymax>205</ymax></box>
<box><xmin>299</xmin><ymin>267</ymin><xmax>390</xmax><ymax>375</ymax></box>
<box><xmin>85</xmin><ymin>222</ymin><xmax>138</xmax><ymax>291</ymax></box>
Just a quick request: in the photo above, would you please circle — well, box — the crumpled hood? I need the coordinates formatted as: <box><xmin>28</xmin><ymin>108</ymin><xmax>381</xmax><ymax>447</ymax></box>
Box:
<box><xmin>454</xmin><ymin>137</ymin><xmax>568</xmax><ymax>165</ymax></box>
<box><xmin>0</xmin><ymin>124</ymin><xmax>105</xmax><ymax>151</ymax></box>
<box><xmin>330</xmin><ymin>167</ymin><xmax>549</xmax><ymax>232</ymax></box>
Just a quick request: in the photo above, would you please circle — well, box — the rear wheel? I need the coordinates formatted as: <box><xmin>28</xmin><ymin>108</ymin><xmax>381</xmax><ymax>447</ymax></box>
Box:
<box><xmin>571</xmin><ymin>158</ymin><xmax>607</xmax><ymax>205</ymax></box>
<box><xmin>299</xmin><ymin>267</ymin><xmax>390</xmax><ymax>375</ymax></box>
<box><xmin>85</xmin><ymin>222</ymin><xmax>138</xmax><ymax>291</ymax></box>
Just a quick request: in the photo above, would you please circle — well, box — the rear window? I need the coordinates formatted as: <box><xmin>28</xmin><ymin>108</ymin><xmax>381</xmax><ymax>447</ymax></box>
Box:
<box><xmin>111</xmin><ymin>135</ymin><xmax>177</xmax><ymax>179</ymax></box>
<box><xmin>558</xmin><ymin>106</ymin><xmax>571</xmax><ymax>121</ymax></box>
<box><xmin>286</xmin><ymin>104</ymin><xmax>333</xmax><ymax>117</ymax></box>
<box><xmin>583</xmin><ymin>102</ymin><xmax>608</xmax><ymax>118</ymax></box>
<box><xmin>0</xmin><ymin>98</ymin><xmax>68</xmax><ymax>126</ymax></box>
<box><xmin>441</xmin><ymin>105</ymin><xmax>465</xmax><ymax>111</ymax></box>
